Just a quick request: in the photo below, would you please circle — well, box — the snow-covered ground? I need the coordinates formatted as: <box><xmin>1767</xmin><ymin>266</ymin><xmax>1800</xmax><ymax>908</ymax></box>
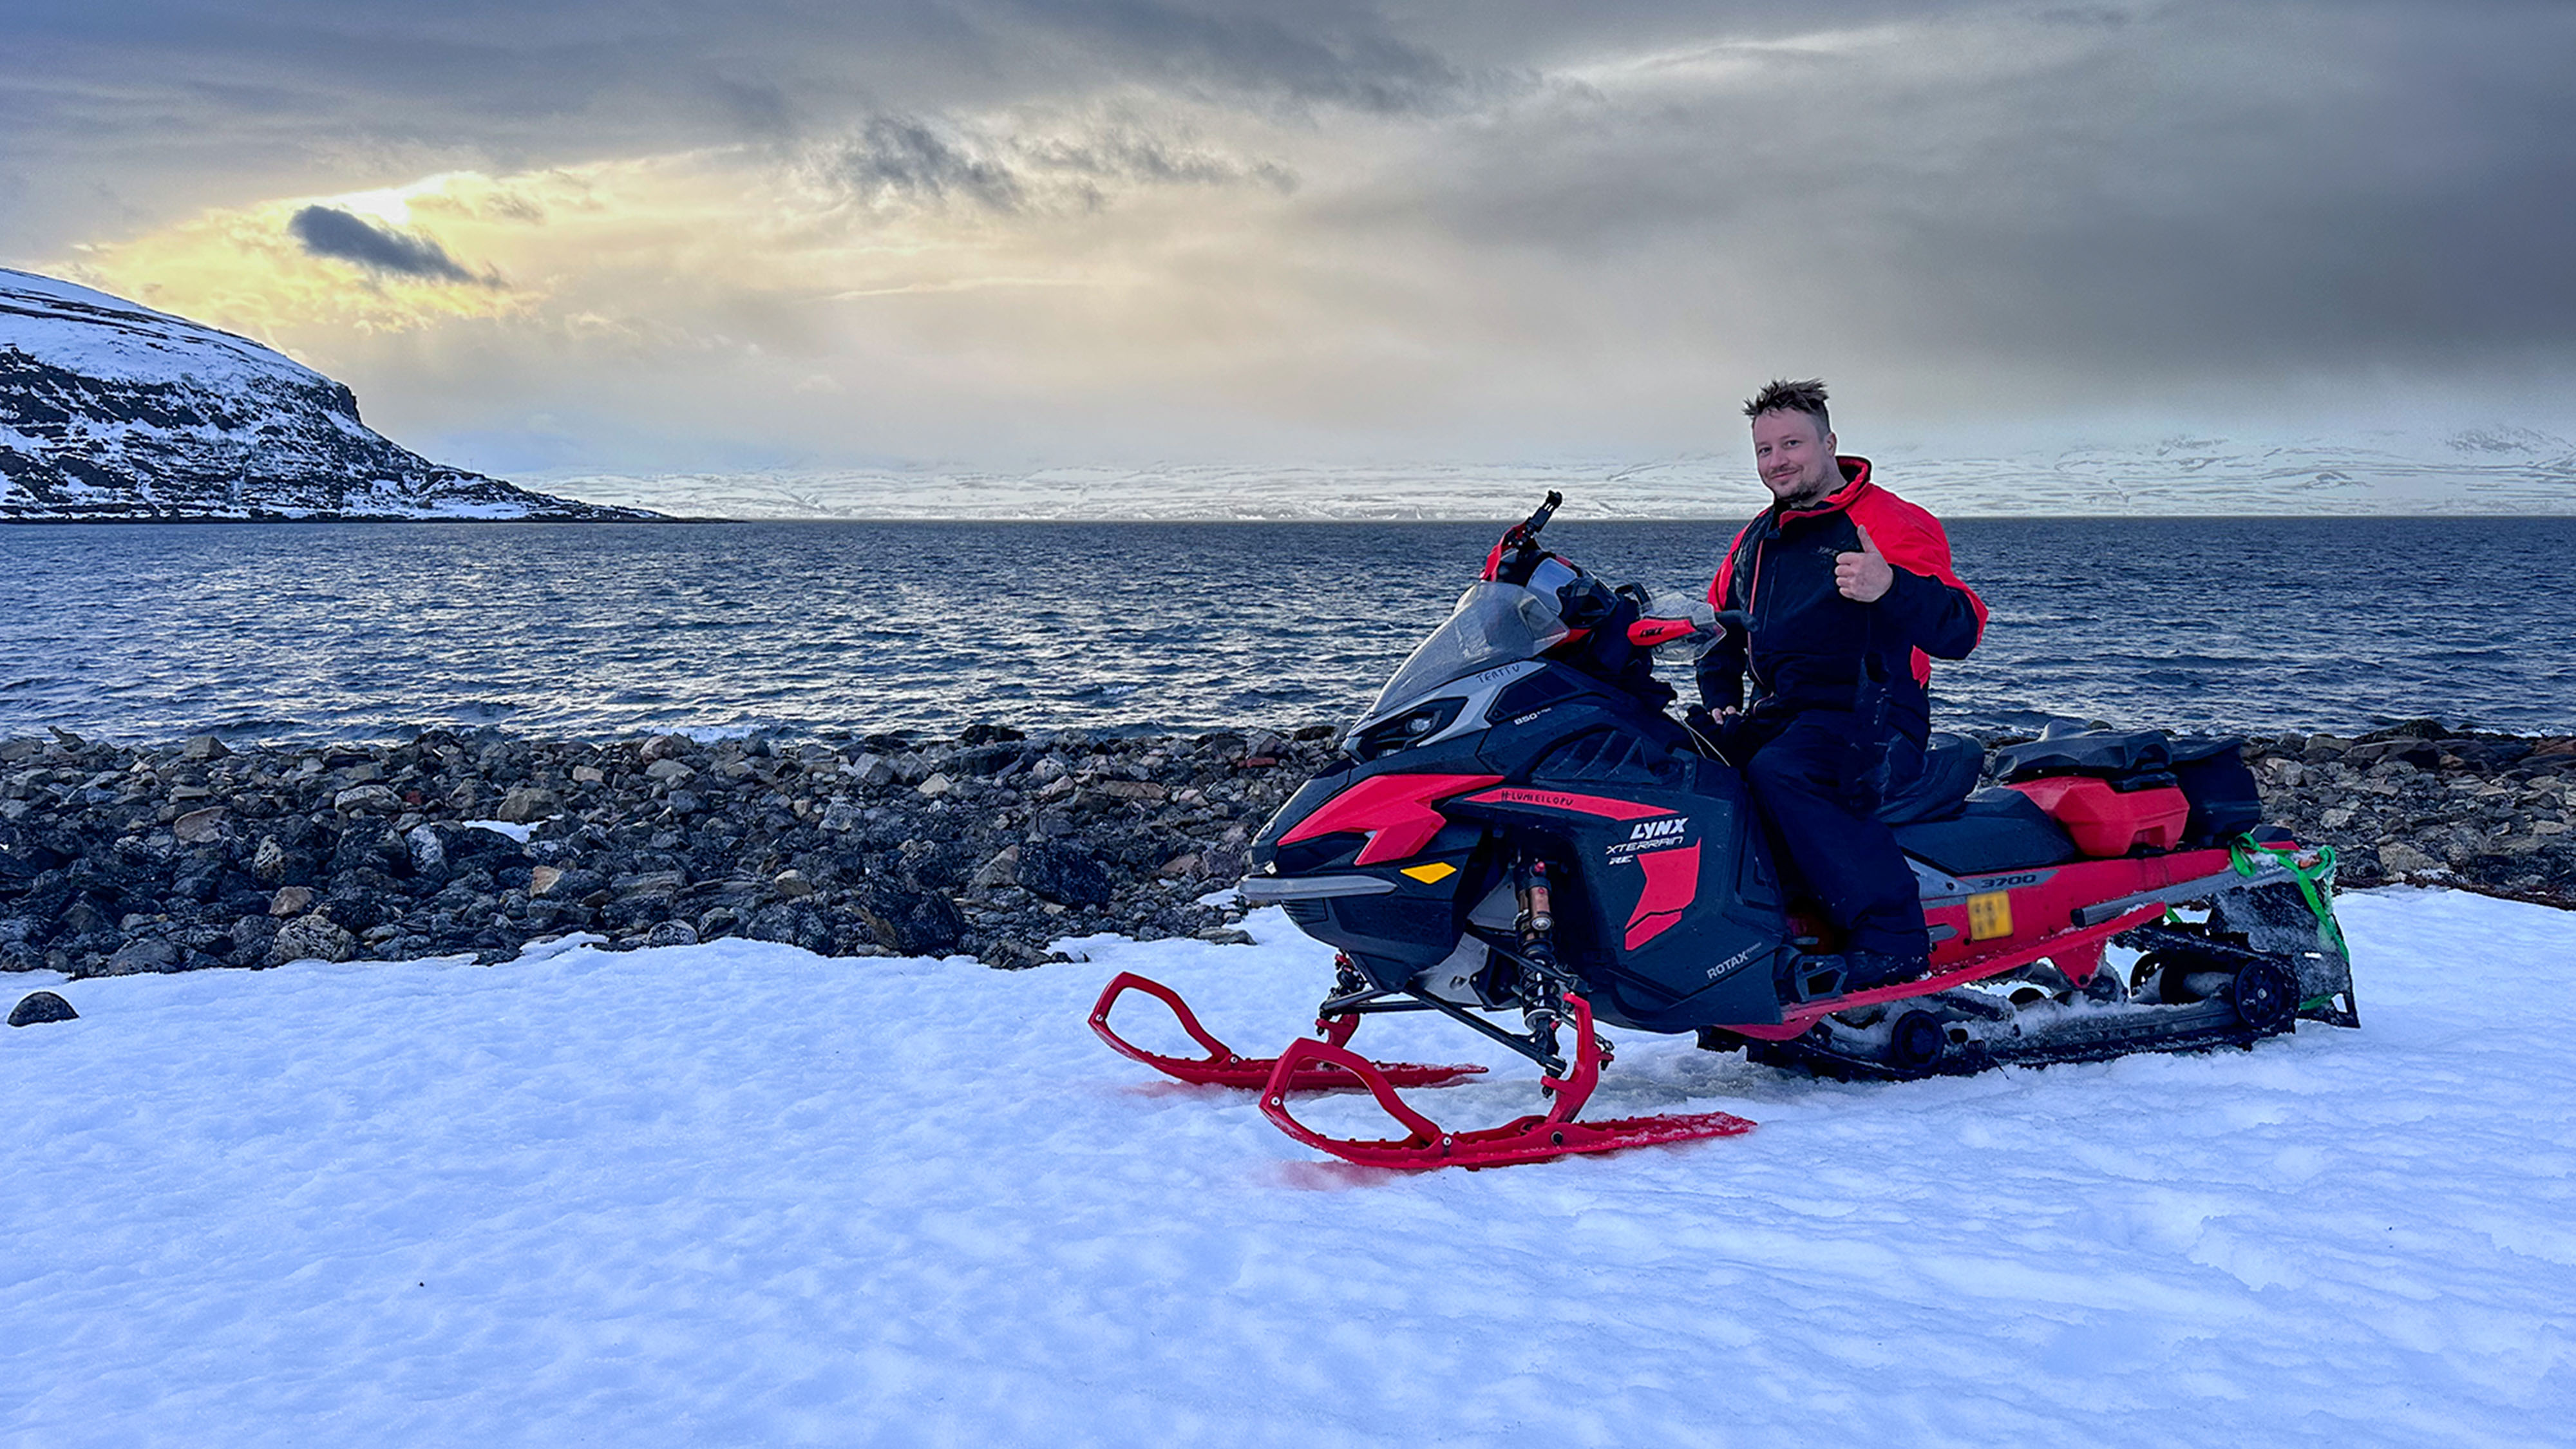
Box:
<box><xmin>3</xmin><ymin>889</ymin><xmax>2568</xmax><ymax>1446</ymax></box>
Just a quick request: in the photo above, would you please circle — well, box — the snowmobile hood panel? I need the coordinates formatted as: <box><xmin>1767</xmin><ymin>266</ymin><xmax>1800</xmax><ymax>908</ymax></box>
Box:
<box><xmin>1274</xmin><ymin>771</ymin><xmax>1504</xmax><ymax>867</ymax></box>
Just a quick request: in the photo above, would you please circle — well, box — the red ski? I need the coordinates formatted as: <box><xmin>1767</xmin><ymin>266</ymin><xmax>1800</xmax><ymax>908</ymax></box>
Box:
<box><xmin>1088</xmin><ymin>972</ymin><xmax>1487</xmax><ymax>1092</ymax></box>
<box><xmin>1258</xmin><ymin>992</ymin><xmax>1756</xmax><ymax>1170</ymax></box>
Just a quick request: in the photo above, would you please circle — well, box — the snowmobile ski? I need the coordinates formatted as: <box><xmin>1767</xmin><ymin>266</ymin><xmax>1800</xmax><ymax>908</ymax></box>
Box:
<box><xmin>1088</xmin><ymin>971</ymin><xmax>1488</xmax><ymax>1091</ymax></box>
<box><xmin>1258</xmin><ymin>992</ymin><xmax>1756</xmax><ymax>1169</ymax></box>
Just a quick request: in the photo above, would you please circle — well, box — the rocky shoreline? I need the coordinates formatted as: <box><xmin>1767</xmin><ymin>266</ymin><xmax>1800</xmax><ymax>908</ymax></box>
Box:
<box><xmin>3</xmin><ymin>720</ymin><xmax>2570</xmax><ymax>980</ymax></box>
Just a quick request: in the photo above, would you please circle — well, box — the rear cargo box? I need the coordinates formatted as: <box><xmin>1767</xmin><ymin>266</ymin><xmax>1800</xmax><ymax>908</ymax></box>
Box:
<box><xmin>2003</xmin><ymin>775</ymin><xmax>2189</xmax><ymax>857</ymax></box>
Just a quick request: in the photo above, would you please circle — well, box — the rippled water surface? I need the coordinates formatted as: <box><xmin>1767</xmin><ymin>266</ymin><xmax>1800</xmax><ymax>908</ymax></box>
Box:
<box><xmin>3</xmin><ymin>518</ymin><xmax>2571</xmax><ymax>743</ymax></box>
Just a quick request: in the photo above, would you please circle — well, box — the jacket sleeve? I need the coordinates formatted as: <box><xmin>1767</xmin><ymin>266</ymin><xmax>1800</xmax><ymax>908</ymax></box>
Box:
<box><xmin>1857</xmin><ymin>497</ymin><xmax>1985</xmax><ymax>661</ymax></box>
<box><xmin>1698</xmin><ymin>524</ymin><xmax>1752</xmax><ymax>710</ymax></box>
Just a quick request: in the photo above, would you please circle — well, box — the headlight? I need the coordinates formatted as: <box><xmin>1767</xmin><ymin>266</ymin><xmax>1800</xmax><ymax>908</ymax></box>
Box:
<box><xmin>1348</xmin><ymin>698</ymin><xmax>1468</xmax><ymax>761</ymax></box>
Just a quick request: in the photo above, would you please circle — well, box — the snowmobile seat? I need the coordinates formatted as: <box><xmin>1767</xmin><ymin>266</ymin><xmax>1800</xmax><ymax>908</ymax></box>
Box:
<box><xmin>1875</xmin><ymin>731</ymin><xmax>1984</xmax><ymax>826</ymax></box>
<box><xmin>1891</xmin><ymin>787</ymin><xmax>2080</xmax><ymax>876</ymax></box>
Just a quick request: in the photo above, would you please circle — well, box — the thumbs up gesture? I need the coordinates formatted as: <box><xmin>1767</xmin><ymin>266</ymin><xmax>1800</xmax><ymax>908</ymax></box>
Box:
<box><xmin>1835</xmin><ymin>524</ymin><xmax>1895</xmax><ymax>603</ymax></box>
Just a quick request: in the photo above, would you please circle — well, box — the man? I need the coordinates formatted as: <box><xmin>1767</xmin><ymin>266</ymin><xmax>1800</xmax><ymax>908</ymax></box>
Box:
<box><xmin>1697</xmin><ymin>379</ymin><xmax>1985</xmax><ymax>990</ymax></box>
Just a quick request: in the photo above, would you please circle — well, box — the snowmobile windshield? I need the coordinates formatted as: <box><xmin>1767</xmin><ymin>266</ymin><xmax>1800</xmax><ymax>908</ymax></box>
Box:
<box><xmin>1367</xmin><ymin>581</ymin><xmax>1571</xmax><ymax>718</ymax></box>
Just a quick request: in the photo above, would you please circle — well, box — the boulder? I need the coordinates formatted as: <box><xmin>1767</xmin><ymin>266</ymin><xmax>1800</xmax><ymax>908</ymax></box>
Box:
<box><xmin>495</xmin><ymin>786</ymin><xmax>559</xmax><ymax>824</ymax></box>
<box><xmin>1016</xmin><ymin>840</ymin><xmax>1113</xmax><ymax>906</ymax></box>
<box><xmin>8</xmin><ymin>990</ymin><xmax>77</xmax><ymax>1027</ymax></box>
<box><xmin>2378</xmin><ymin>842</ymin><xmax>2444</xmax><ymax>876</ymax></box>
<box><xmin>851</xmin><ymin>880</ymin><xmax>965</xmax><ymax>956</ymax></box>
<box><xmin>172</xmin><ymin>806</ymin><xmax>229</xmax><ymax>844</ymax></box>
<box><xmin>333</xmin><ymin>784</ymin><xmax>401</xmax><ymax>813</ymax></box>
<box><xmin>744</xmin><ymin>902</ymin><xmax>833</xmax><ymax>953</ymax></box>
<box><xmin>404</xmin><ymin>824</ymin><xmax>447</xmax><ymax>876</ymax></box>
<box><xmin>97</xmin><ymin>937</ymin><xmax>182</xmax><ymax>975</ymax></box>
<box><xmin>271</xmin><ymin>911</ymin><xmax>357</xmax><ymax>964</ymax></box>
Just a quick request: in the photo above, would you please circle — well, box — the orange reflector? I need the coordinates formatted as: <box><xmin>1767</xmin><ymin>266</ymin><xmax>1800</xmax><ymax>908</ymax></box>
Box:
<box><xmin>1401</xmin><ymin>862</ymin><xmax>1458</xmax><ymax>884</ymax></box>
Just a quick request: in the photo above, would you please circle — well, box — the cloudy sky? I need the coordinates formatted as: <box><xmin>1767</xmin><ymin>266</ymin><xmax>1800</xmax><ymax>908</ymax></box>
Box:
<box><xmin>5</xmin><ymin>1</ymin><xmax>2571</xmax><ymax>484</ymax></box>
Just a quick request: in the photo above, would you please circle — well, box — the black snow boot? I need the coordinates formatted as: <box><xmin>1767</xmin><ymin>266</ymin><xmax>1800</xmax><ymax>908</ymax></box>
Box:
<box><xmin>1842</xmin><ymin>949</ymin><xmax>1929</xmax><ymax>992</ymax></box>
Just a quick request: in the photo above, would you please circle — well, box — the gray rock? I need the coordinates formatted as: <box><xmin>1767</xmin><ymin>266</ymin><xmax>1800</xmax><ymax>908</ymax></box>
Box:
<box><xmin>969</xmin><ymin>845</ymin><xmax>1021</xmax><ymax>892</ymax></box>
<box><xmin>979</xmin><ymin>938</ymin><xmax>1055</xmax><ymax>970</ymax></box>
<box><xmin>495</xmin><ymin>786</ymin><xmax>558</xmax><ymax>824</ymax></box>
<box><xmin>8</xmin><ymin>990</ymin><xmax>77</xmax><ymax>1027</ymax></box>
<box><xmin>272</xmin><ymin>911</ymin><xmax>357</xmax><ymax>964</ymax></box>
<box><xmin>172</xmin><ymin>806</ymin><xmax>229</xmax><ymax>844</ymax></box>
<box><xmin>180</xmin><ymin>734</ymin><xmax>231</xmax><ymax>761</ymax></box>
<box><xmin>2379</xmin><ymin>842</ymin><xmax>2444</xmax><ymax>876</ymax></box>
<box><xmin>230</xmin><ymin>914</ymin><xmax>280</xmax><ymax>959</ymax></box>
<box><xmin>851</xmin><ymin>880</ymin><xmax>965</xmax><ymax>956</ymax></box>
<box><xmin>744</xmin><ymin>902</ymin><xmax>833</xmax><ymax>952</ymax></box>
<box><xmin>1016</xmin><ymin>840</ymin><xmax>1113</xmax><ymax>907</ymax></box>
<box><xmin>269</xmin><ymin>884</ymin><xmax>316</xmax><ymax>916</ymax></box>
<box><xmin>405</xmin><ymin>824</ymin><xmax>447</xmax><ymax>876</ymax></box>
<box><xmin>334</xmin><ymin>784</ymin><xmax>401</xmax><ymax>813</ymax></box>
<box><xmin>97</xmin><ymin>936</ymin><xmax>182</xmax><ymax>975</ymax></box>
<box><xmin>645</xmin><ymin>920</ymin><xmax>701</xmax><ymax>947</ymax></box>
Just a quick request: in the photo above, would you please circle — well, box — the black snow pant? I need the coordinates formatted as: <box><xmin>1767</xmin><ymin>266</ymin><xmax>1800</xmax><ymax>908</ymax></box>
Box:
<box><xmin>1735</xmin><ymin>708</ymin><xmax>1929</xmax><ymax>960</ymax></box>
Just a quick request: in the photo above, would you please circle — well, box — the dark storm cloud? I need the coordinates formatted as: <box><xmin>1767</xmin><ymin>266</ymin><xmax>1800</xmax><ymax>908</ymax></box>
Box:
<box><xmin>287</xmin><ymin>205</ymin><xmax>480</xmax><ymax>283</ymax></box>
<box><xmin>814</xmin><ymin>112</ymin><xmax>1296</xmax><ymax>211</ymax></box>
<box><xmin>830</xmin><ymin>117</ymin><xmax>1028</xmax><ymax>211</ymax></box>
<box><xmin>9</xmin><ymin>1</ymin><xmax>2576</xmax><ymax>413</ymax></box>
<box><xmin>1370</xmin><ymin>1</ymin><xmax>2576</xmax><ymax>384</ymax></box>
<box><xmin>996</xmin><ymin>0</ymin><xmax>1472</xmax><ymax>114</ymax></box>
<box><xmin>0</xmin><ymin>1</ymin><xmax>1469</xmax><ymax>258</ymax></box>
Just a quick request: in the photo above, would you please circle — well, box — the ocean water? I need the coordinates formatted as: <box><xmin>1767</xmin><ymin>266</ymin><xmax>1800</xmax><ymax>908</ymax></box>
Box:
<box><xmin>1</xmin><ymin>518</ymin><xmax>2570</xmax><ymax>744</ymax></box>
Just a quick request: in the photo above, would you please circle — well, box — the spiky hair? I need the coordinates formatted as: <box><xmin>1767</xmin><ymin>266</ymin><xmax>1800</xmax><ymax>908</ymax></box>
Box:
<box><xmin>1744</xmin><ymin>378</ymin><xmax>1831</xmax><ymax>437</ymax></box>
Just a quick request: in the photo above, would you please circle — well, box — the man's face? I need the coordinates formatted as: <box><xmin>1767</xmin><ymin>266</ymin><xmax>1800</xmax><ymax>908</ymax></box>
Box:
<box><xmin>1751</xmin><ymin>410</ymin><xmax>1839</xmax><ymax>506</ymax></box>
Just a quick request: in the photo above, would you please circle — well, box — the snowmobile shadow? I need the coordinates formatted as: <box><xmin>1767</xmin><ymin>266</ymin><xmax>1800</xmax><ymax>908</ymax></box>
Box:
<box><xmin>1266</xmin><ymin>1159</ymin><xmax>1405</xmax><ymax>1191</ymax></box>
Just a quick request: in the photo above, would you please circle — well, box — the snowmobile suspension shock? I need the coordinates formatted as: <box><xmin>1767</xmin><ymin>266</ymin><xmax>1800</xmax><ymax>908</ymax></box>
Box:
<box><xmin>1513</xmin><ymin>857</ymin><xmax>1573</xmax><ymax>1059</ymax></box>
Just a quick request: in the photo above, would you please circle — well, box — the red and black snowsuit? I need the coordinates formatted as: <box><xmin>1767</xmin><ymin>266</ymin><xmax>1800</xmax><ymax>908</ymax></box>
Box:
<box><xmin>1699</xmin><ymin>457</ymin><xmax>1987</xmax><ymax>960</ymax></box>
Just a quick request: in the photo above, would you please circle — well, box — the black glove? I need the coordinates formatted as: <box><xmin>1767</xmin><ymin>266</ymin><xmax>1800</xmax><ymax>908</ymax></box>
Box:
<box><xmin>1681</xmin><ymin>705</ymin><xmax>1722</xmax><ymax>754</ymax></box>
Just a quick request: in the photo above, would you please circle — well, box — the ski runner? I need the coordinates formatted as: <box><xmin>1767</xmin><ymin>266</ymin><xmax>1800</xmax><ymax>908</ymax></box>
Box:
<box><xmin>1696</xmin><ymin>379</ymin><xmax>1988</xmax><ymax>990</ymax></box>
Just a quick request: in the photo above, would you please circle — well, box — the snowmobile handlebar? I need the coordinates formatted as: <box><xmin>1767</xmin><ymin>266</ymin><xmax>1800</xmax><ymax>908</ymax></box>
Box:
<box><xmin>1497</xmin><ymin>491</ymin><xmax>1562</xmax><ymax>554</ymax></box>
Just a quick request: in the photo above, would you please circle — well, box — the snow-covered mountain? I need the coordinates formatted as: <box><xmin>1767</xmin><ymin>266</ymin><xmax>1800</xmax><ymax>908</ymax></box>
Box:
<box><xmin>538</xmin><ymin>431</ymin><xmax>2576</xmax><ymax>521</ymax></box>
<box><xmin>0</xmin><ymin>269</ymin><xmax>659</xmax><ymax>522</ymax></box>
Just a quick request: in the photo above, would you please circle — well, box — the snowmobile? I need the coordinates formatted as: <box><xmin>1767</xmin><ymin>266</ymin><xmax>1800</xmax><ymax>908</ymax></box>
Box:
<box><xmin>1092</xmin><ymin>494</ymin><xmax>2358</xmax><ymax>1169</ymax></box>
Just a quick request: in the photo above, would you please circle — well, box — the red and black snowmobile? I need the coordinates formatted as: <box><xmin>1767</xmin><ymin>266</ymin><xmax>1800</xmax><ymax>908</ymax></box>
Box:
<box><xmin>1092</xmin><ymin>494</ymin><xmax>2358</xmax><ymax>1169</ymax></box>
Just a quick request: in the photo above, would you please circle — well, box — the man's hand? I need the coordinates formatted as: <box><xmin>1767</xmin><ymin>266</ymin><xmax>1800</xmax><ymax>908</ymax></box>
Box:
<box><xmin>1835</xmin><ymin>524</ymin><xmax>1894</xmax><ymax>603</ymax></box>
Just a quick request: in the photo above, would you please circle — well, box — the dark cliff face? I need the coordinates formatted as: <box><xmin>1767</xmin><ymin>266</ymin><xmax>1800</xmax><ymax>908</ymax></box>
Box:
<box><xmin>0</xmin><ymin>271</ymin><xmax>661</xmax><ymax>522</ymax></box>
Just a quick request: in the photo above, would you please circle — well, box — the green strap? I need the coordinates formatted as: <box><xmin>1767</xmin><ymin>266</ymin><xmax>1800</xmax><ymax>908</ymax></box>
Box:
<box><xmin>2230</xmin><ymin>837</ymin><xmax>2349</xmax><ymax>958</ymax></box>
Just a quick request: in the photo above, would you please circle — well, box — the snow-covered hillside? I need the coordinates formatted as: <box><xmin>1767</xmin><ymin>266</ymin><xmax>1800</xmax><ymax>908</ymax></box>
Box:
<box><xmin>1</xmin><ymin>889</ymin><xmax>2566</xmax><ymax>1445</ymax></box>
<box><xmin>0</xmin><ymin>269</ymin><xmax>658</xmax><ymax>521</ymax></box>
<box><xmin>535</xmin><ymin>431</ymin><xmax>2576</xmax><ymax>521</ymax></box>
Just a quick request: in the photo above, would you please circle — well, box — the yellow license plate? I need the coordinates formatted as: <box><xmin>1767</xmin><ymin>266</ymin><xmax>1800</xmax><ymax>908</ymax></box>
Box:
<box><xmin>1967</xmin><ymin>891</ymin><xmax>2013</xmax><ymax>941</ymax></box>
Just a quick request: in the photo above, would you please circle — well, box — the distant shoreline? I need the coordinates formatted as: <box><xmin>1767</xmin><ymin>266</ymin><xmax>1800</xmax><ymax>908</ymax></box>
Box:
<box><xmin>10</xmin><ymin>511</ymin><xmax>2576</xmax><ymax>526</ymax></box>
